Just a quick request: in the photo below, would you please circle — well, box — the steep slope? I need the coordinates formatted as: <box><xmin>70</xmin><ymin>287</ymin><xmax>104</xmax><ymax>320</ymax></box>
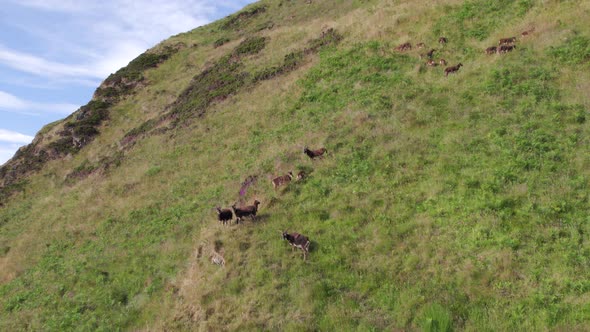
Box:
<box><xmin>1</xmin><ymin>0</ymin><xmax>590</xmax><ymax>330</ymax></box>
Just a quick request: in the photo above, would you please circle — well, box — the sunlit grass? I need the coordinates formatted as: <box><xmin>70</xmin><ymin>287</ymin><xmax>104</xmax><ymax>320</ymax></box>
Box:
<box><xmin>1</xmin><ymin>0</ymin><xmax>590</xmax><ymax>330</ymax></box>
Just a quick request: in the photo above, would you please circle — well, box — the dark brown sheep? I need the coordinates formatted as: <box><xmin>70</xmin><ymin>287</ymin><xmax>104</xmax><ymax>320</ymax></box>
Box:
<box><xmin>485</xmin><ymin>46</ymin><xmax>497</xmax><ymax>54</ymax></box>
<box><xmin>444</xmin><ymin>63</ymin><xmax>463</xmax><ymax>77</ymax></box>
<box><xmin>395</xmin><ymin>42</ymin><xmax>412</xmax><ymax>51</ymax></box>
<box><xmin>232</xmin><ymin>200</ymin><xmax>260</xmax><ymax>223</ymax></box>
<box><xmin>304</xmin><ymin>146</ymin><xmax>327</xmax><ymax>159</ymax></box>
<box><xmin>498</xmin><ymin>37</ymin><xmax>517</xmax><ymax>45</ymax></box>
<box><xmin>282</xmin><ymin>231</ymin><xmax>311</xmax><ymax>260</ymax></box>
<box><xmin>426</xmin><ymin>48</ymin><xmax>436</xmax><ymax>59</ymax></box>
<box><xmin>499</xmin><ymin>44</ymin><xmax>516</xmax><ymax>53</ymax></box>
<box><xmin>216</xmin><ymin>207</ymin><xmax>233</xmax><ymax>225</ymax></box>
<box><xmin>439</xmin><ymin>37</ymin><xmax>448</xmax><ymax>44</ymax></box>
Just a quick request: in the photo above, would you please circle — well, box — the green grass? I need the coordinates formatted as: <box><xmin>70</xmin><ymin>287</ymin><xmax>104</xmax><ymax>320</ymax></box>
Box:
<box><xmin>1</xmin><ymin>0</ymin><xmax>590</xmax><ymax>330</ymax></box>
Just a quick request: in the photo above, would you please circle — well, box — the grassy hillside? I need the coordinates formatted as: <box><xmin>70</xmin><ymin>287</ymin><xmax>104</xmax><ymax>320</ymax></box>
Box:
<box><xmin>1</xmin><ymin>0</ymin><xmax>590</xmax><ymax>330</ymax></box>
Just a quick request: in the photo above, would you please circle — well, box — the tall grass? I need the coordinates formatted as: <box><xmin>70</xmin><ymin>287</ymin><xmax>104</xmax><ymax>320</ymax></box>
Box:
<box><xmin>1</xmin><ymin>0</ymin><xmax>589</xmax><ymax>330</ymax></box>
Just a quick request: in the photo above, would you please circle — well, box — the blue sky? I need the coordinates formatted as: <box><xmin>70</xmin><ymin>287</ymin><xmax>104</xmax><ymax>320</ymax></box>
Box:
<box><xmin>0</xmin><ymin>0</ymin><xmax>255</xmax><ymax>165</ymax></box>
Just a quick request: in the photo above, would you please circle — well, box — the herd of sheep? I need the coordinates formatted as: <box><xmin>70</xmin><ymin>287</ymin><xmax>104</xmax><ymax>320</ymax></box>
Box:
<box><xmin>213</xmin><ymin>146</ymin><xmax>327</xmax><ymax>262</ymax></box>
<box><xmin>208</xmin><ymin>28</ymin><xmax>535</xmax><ymax>264</ymax></box>
<box><xmin>397</xmin><ymin>28</ymin><xmax>533</xmax><ymax>77</ymax></box>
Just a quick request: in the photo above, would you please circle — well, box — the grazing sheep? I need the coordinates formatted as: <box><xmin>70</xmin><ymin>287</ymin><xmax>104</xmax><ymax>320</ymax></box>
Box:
<box><xmin>216</xmin><ymin>207</ymin><xmax>233</xmax><ymax>225</ymax></box>
<box><xmin>444</xmin><ymin>63</ymin><xmax>463</xmax><ymax>77</ymax></box>
<box><xmin>210</xmin><ymin>250</ymin><xmax>225</xmax><ymax>266</ymax></box>
<box><xmin>426</xmin><ymin>59</ymin><xmax>437</xmax><ymax>67</ymax></box>
<box><xmin>395</xmin><ymin>42</ymin><xmax>412</xmax><ymax>51</ymax></box>
<box><xmin>282</xmin><ymin>231</ymin><xmax>311</xmax><ymax>260</ymax></box>
<box><xmin>485</xmin><ymin>46</ymin><xmax>497</xmax><ymax>54</ymax></box>
<box><xmin>439</xmin><ymin>37</ymin><xmax>448</xmax><ymax>44</ymax></box>
<box><xmin>272</xmin><ymin>171</ymin><xmax>294</xmax><ymax>189</ymax></box>
<box><xmin>438</xmin><ymin>58</ymin><xmax>447</xmax><ymax>66</ymax></box>
<box><xmin>499</xmin><ymin>44</ymin><xmax>516</xmax><ymax>53</ymax></box>
<box><xmin>498</xmin><ymin>37</ymin><xmax>517</xmax><ymax>45</ymax></box>
<box><xmin>304</xmin><ymin>146</ymin><xmax>327</xmax><ymax>159</ymax></box>
<box><xmin>426</xmin><ymin>48</ymin><xmax>436</xmax><ymax>59</ymax></box>
<box><xmin>232</xmin><ymin>200</ymin><xmax>260</xmax><ymax>223</ymax></box>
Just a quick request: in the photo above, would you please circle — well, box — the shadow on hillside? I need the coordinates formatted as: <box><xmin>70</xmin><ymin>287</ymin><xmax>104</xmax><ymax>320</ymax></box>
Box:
<box><xmin>309</xmin><ymin>240</ymin><xmax>319</xmax><ymax>253</ymax></box>
<box><xmin>253</xmin><ymin>213</ymin><xmax>270</xmax><ymax>223</ymax></box>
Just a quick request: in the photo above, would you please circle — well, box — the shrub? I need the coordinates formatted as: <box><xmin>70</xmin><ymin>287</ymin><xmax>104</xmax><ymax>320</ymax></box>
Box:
<box><xmin>306</xmin><ymin>28</ymin><xmax>344</xmax><ymax>53</ymax></box>
<box><xmin>233</xmin><ymin>36</ymin><xmax>268</xmax><ymax>56</ymax></box>
<box><xmin>97</xmin><ymin>45</ymin><xmax>181</xmax><ymax>100</ymax></box>
<box><xmin>254</xmin><ymin>51</ymin><xmax>305</xmax><ymax>81</ymax></box>
<box><xmin>123</xmin><ymin>118</ymin><xmax>158</xmax><ymax>144</ymax></box>
<box><xmin>213</xmin><ymin>37</ymin><xmax>230</xmax><ymax>48</ymax></box>
<box><xmin>547</xmin><ymin>35</ymin><xmax>590</xmax><ymax>65</ymax></box>
<box><xmin>167</xmin><ymin>36</ymin><xmax>268</xmax><ymax>123</ymax></box>
<box><xmin>254</xmin><ymin>29</ymin><xmax>343</xmax><ymax>82</ymax></box>
<box><xmin>48</xmin><ymin>137</ymin><xmax>77</xmax><ymax>155</ymax></box>
<box><xmin>53</xmin><ymin>99</ymin><xmax>112</xmax><ymax>156</ymax></box>
<box><xmin>220</xmin><ymin>5</ymin><xmax>267</xmax><ymax>30</ymax></box>
<box><xmin>255</xmin><ymin>21</ymin><xmax>274</xmax><ymax>31</ymax></box>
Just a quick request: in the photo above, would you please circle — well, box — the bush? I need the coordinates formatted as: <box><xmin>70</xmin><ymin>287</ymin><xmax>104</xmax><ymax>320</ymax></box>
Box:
<box><xmin>254</xmin><ymin>51</ymin><xmax>305</xmax><ymax>81</ymax></box>
<box><xmin>167</xmin><ymin>35</ymin><xmax>268</xmax><ymax>123</ymax></box>
<box><xmin>255</xmin><ymin>21</ymin><xmax>274</xmax><ymax>31</ymax></box>
<box><xmin>254</xmin><ymin>29</ymin><xmax>343</xmax><ymax>82</ymax></box>
<box><xmin>233</xmin><ymin>36</ymin><xmax>268</xmax><ymax>56</ymax></box>
<box><xmin>97</xmin><ymin>45</ymin><xmax>181</xmax><ymax>100</ymax></box>
<box><xmin>220</xmin><ymin>5</ymin><xmax>267</xmax><ymax>30</ymax></box>
<box><xmin>547</xmin><ymin>35</ymin><xmax>590</xmax><ymax>65</ymax></box>
<box><xmin>306</xmin><ymin>28</ymin><xmax>344</xmax><ymax>53</ymax></box>
<box><xmin>213</xmin><ymin>37</ymin><xmax>230</xmax><ymax>48</ymax></box>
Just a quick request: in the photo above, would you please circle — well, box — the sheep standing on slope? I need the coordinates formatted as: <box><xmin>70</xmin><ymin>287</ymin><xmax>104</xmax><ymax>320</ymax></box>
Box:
<box><xmin>216</xmin><ymin>207</ymin><xmax>233</xmax><ymax>225</ymax></box>
<box><xmin>498</xmin><ymin>45</ymin><xmax>516</xmax><ymax>53</ymax></box>
<box><xmin>426</xmin><ymin>48</ymin><xmax>436</xmax><ymax>59</ymax></box>
<box><xmin>395</xmin><ymin>42</ymin><xmax>412</xmax><ymax>51</ymax></box>
<box><xmin>304</xmin><ymin>146</ymin><xmax>327</xmax><ymax>159</ymax></box>
<box><xmin>485</xmin><ymin>46</ymin><xmax>497</xmax><ymax>55</ymax></box>
<box><xmin>282</xmin><ymin>231</ymin><xmax>311</xmax><ymax>260</ymax></box>
<box><xmin>232</xmin><ymin>200</ymin><xmax>260</xmax><ymax>223</ymax></box>
<box><xmin>272</xmin><ymin>171</ymin><xmax>294</xmax><ymax>189</ymax></box>
<box><xmin>498</xmin><ymin>37</ymin><xmax>517</xmax><ymax>45</ymax></box>
<box><xmin>444</xmin><ymin>63</ymin><xmax>463</xmax><ymax>77</ymax></box>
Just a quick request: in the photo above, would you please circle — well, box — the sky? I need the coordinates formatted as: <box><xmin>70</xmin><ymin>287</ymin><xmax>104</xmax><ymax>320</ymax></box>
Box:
<box><xmin>0</xmin><ymin>0</ymin><xmax>256</xmax><ymax>165</ymax></box>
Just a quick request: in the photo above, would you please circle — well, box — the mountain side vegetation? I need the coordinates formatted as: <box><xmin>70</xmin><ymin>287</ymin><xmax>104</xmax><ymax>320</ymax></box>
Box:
<box><xmin>1</xmin><ymin>0</ymin><xmax>589</xmax><ymax>330</ymax></box>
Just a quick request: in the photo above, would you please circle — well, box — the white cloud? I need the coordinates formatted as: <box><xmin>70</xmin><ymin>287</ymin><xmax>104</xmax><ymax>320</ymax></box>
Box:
<box><xmin>0</xmin><ymin>91</ymin><xmax>27</xmax><ymax>109</ymax></box>
<box><xmin>0</xmin><ymin>142</ymin><xmax>29</xmax><ymax>166</ymax></box>
<box><xmin>0</xmin><ymin>90</ymin><xmax>79</xmax><ymax>115</ymax></box>
<box><xmin>0</xmin><ymin>45</ymin><xmax>100</xmax><ymax>79</ymax></box>
<box><xmin>6</xmin><ymin>0</ymin><xmax>90</xmax><ymax>12</ymax></box>
<box><xmin>0</xmin><ymin>131</ymin><xmax>35</xmax><ymax>165</ymax></box>
<box><xmin>0</xmin><ymin>0</ymin><xmax>255</xmax><ymax>164</ymax></box>
<box><xmin>0</xmin><ymin>129</ymin><xmax>34</xmax><ymax>144</ymax></box>
<box><xmin>3</xmin><ymin>0</ymin><xmax>254</xmax><ymax>80</ymax></box>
